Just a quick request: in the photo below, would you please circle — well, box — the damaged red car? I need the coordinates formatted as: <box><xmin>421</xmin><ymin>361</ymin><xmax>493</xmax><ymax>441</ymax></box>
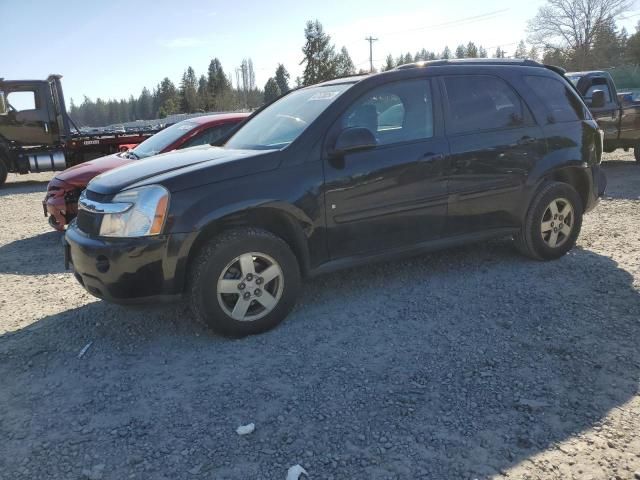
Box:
<box><xmin>43</xmin><ymin>113</ymin><xmax>249</xmax><ymax>230</ymax></box>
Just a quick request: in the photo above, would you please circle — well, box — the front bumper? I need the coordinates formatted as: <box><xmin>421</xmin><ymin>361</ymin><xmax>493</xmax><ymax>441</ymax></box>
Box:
<box><xmin>64</xmin><ymin>223</ymin><xmax>195</xmax><ymax>304</ymax></box>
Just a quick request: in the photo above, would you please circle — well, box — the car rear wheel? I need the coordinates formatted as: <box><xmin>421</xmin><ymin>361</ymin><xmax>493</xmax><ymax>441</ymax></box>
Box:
<box><xmin>514</xmin><ymin>181</ymin><xmax>583</xmax><ymax>260</ymax></box>
<box><xmin>188</xmin><ymin>228</ymin><xmax>301</xmax><ymax>337</ymax></box>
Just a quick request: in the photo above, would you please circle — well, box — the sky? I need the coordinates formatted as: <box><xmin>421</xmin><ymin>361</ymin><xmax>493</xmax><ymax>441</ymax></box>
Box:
<box><xmin>2</xmin><ymin>0</ymin><xmax>640</xmax><ymax>107</ymax></box>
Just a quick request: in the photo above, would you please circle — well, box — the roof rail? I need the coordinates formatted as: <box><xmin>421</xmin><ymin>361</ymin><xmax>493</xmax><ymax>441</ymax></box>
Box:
<box><xmin>395</xmin><ymin>58</ymin><xmax>544</xmax><ymax>70</ymax></box>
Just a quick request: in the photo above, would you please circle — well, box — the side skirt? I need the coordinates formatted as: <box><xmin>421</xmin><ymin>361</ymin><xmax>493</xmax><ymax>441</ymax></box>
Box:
<box><xmin>308</xmin><ymin>227</ymin><xmax>519</xmax><ymax>277</ymax></box>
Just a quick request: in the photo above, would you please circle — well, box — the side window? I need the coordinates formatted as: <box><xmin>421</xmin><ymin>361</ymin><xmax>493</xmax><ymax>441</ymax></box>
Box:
<box><xmin>341</xmin><ymin>79</ymin><xmax>433</xmax><ymax>146</ymax></box>
<box><xmin>443</xmin><ymin>75</ymin><xmax>529</xmax><ymax>135</ymax></box>
<box><xmin>181</xmin><ymin>124</ymin><xmax>234</xmax><ymax>148</ymax></box>
<box><xmin>584</xmin><ymin>78</ymin><xmax>612</xmax><ymax>104</ymax></box>
<box><xmin>524</xmin><ymin>76</ymin><xmax>585</xmax><ymax>123</ymax></box>
<box><xmin>6</xmin><ymin>91</ymin><xmax>37</xmax><ymax>112</ymax></box>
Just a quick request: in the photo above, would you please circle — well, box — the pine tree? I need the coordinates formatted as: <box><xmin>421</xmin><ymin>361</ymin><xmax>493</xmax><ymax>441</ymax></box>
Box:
<box><xmin>138</xmin><ymin>87</ymin><xmax>153</xmax><ymax>120</ymax></box>
<box><xmin>335</xmin><ymin>46</ymin><xmax>356</xmax><ymax>77</ymax></box>
<box><xmin>383</xmin><ymin>54</ymin><xmax>395</xmax><ymax>71</ymax></box>
<box><xmin>157</xmin><ymin>77</ymin><xmax>179</xmax><ymax>118</ymax></box>
<box><xmin>264</xmin><ymin>77</ymin><xmax>281</xmax><ymax>104</ymax></box>
<box><xmin>301</xmin><ymin>20</ymin><xmax>336</xmax><ymax>85</ymax></box>
<box><xmin>197</xmin><ymin>75</ymin><xmax>208</xmax><ymax>112</ymax></box>
<box><xmin>275</xmin><ymin>64</ymin><xmax>290</xmax><ymax>94</ymax></box>
<box><xmin>180</xmin><ymin>67</ymin><xmax>199</xmax><ymax>113</ymax></box>
<box><xmin>528</xmin><ymin>46</ymin><xmax>540</xmax><ymax>62</ymax></box>
<box><xmin>466</xmin><ymin>42</ymin><xmax>478</xmax><ymax>58</ymax></box>
<box><xmin>494</xmin><ymin>47</ymin><xmax>505</xmax><ymax>58</ymax></box>
<box><xmin>403</xmin><ymin>52</ymin><xmax>413</xmax><ymax>64</ymax></box>
<box><xmin>442</xmin><ymin>46</ymin><xmax>452</xmax><ymax>59</ymax></box>
<box><xmin>514</xmin><ymin>40</ymin><xmax>528</xmax><ymax>59</ymax></box>
<box><xmin>478</xmin><ymin>46</ymin><xmax>488</xmax><ymax>58</ymax></box>
<box><xmin>455</xmin><ymin>44</ymin><xmax>466</xmax><ymax>58</ymax></box>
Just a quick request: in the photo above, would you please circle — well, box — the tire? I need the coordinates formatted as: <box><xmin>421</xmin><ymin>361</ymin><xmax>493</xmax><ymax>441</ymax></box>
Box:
<box><xmin>188</xmin><ymin>227</ymin><xmax>301</xmax><ymax>337</ymax></box>
<box><xmin>514</xmin><ymin>181</ymin><xmax>583</xmax><ymax>261</ymax></box>
<box><xmin>0</xmin><ymin>157</ymin><xmax>7</xmax><ymax>187</ymax></box>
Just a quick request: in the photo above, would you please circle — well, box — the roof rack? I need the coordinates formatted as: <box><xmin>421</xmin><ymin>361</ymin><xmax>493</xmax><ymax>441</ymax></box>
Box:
<box><xmin>395</xmin><ymin>58</ymin><xmax>544</xmax><ymax>70</ymax></box>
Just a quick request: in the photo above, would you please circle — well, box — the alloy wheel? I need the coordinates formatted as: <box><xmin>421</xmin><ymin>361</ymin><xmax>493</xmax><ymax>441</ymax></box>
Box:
<box><xmin>217</xmin><ymin>252</ymin><xmax>284</xmax><ymax>321</ymax></box>
<box><xmin>540</xmin><ymin>197</ymin><xmax>574</xmax><ymax>248</ymax></box>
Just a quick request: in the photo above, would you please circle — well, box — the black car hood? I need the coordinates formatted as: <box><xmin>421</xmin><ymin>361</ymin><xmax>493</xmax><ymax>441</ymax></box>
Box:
<box><xmin>87</xmin><ymin>146</ymin><xmax>279</xmax><ymax>195</ymax></box>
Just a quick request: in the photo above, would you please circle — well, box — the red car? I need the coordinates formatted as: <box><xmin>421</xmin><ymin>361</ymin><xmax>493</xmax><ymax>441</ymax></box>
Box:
<box><xmin>44</xmin><ymin>113</ymin><xmax>249</xmax><ymax>230</ymax></box>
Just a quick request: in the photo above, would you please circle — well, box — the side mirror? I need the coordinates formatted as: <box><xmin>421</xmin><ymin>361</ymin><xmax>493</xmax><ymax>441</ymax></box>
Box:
<box><xmin>332</xmin><ymin>127</ymin><xmax>377</xmax><ymax>155</ymax></box>
<box><xmin>591</xmin><ymin>90</ymin><xmax>606</xmax><ymax>109</ymax></box>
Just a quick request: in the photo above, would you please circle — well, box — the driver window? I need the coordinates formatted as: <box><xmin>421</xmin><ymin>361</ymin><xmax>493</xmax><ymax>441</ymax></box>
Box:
<box><xmin>6</xmin><ymin>91</ymin><xmax>37</xmax><ymax>112</ymax></box>
<box><xmin>342</xmin><ymin>79</ymin><xmax>433</xmax><ymax>146</ymax></box>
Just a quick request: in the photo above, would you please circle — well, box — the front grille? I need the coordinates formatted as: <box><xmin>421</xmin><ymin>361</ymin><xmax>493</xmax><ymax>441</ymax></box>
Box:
<box><xmin>76</xmin><ymin>209</ymin><xmax>101</xmax><ymax>236</ymax></box>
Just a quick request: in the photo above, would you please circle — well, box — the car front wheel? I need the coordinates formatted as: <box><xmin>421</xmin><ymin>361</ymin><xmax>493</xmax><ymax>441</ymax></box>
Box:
<box><xmin>188</xmin><ymin>228</ymin><xmax>301</xmax><ymax>337</ymax></box>
<box><xmin>514</xmin><ymin>181</ymin><xmax>583</xmax><ymax>260</ymax></box>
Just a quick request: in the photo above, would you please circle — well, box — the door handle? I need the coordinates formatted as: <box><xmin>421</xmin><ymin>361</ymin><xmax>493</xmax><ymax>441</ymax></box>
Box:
<box><xmin>517</xmin><ymin>136</ymin><xmax>535</xmax><ymax>145</ymax></box>
<box><xmin>421</xmin><ymin>153</ymin><xmax>444</xmax><ymax>162</ymax></box>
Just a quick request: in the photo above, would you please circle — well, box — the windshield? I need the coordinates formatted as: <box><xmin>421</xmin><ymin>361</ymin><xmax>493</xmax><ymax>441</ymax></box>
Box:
<box><xmin>226</xmin><ymin>83</ymin><xmax>352</xmax><ymax>150</ymax></box>
<box><xmin>131</xmin><ymin>120</ymin><xmax>199</xmax><ymax>158</ymax></box>
<box><xmin>566</xmin><ymin>75</ymin><xmax>581</xmax><ymax>87</ymax></box>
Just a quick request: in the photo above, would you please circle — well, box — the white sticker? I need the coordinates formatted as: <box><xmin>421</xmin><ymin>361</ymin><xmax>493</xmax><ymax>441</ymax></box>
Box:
<box><xmin>308</xmin><ymin>91</ymin><xmax>340</xmax><ymax>101</ymax></box>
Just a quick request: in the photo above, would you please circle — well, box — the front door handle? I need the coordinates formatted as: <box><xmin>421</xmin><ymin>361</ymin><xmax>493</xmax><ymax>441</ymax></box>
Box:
<box><xmin>421</xmin><ymin>153</ymin><xmax>445</xmax><ymax>162</ymax></box>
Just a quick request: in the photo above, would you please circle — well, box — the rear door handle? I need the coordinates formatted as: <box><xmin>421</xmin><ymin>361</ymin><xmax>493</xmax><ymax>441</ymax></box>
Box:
<box><xmin>518</xmin><ymin>136</ymin><xmax>535</xmax><ymax>145</ymax></box>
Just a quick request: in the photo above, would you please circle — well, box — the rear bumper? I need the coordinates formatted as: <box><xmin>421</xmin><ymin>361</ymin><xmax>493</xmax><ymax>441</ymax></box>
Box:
<box><xmin>64</xmin><ymin>224</ymin><xmax>196</xmax><ymax>304</ymax></box>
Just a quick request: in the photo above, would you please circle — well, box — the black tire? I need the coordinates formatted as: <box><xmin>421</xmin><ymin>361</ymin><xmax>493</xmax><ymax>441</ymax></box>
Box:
<box><xmin>514</xmin><ymin>181</ymin><xmax>583</xmax><ymax>261</ymax></box>
<box><xmin>188</xmin><ymin>227</ymin><xmax>301</xmax><ymax>337</ymax></box>
<box><xmin>0</xmin><ymin>156</ymin><xmax>7</xmax><ymax>187</ymax></box>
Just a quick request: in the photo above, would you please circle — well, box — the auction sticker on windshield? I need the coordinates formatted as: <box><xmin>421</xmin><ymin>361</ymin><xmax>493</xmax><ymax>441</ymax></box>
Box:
<box><xmin>308</xmin><ymin>91</ymin><xmax>342</xmax><ymax>101</ymax></box>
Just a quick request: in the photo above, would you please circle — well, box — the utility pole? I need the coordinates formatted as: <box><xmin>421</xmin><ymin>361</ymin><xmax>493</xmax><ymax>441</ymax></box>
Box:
<box><xmin>365</xmin><ymin>36</ymin><xmax>378</xmax><ymax>73</ymax></box>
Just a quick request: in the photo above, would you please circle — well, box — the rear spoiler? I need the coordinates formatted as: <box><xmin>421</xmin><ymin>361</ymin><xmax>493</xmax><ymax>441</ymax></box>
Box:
<box><xmin>544</xmin><ymin>64</ymin><xmax>566</xmax><ymax>76</ymax></box>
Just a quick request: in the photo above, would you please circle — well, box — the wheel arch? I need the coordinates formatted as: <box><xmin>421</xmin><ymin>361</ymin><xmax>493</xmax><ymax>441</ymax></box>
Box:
<box><xmin>185</xmin><ymin>203</ymin><xmax>313</xmax><ymax>281</ymax></box>
<box><xmin>543</xmin><ymin>166</ymin><xmax>591</xmax><ymax>211</ymax></box>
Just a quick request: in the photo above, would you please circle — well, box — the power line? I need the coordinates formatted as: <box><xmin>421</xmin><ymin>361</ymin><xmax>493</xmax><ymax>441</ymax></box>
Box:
<box><xmin>365</xmin><ymin>36</ymin><xmax>379</xmax><ymax>73</ymax></box>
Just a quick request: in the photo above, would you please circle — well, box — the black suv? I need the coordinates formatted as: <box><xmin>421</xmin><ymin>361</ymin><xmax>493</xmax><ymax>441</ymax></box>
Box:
<box><xmin>65</xmin><ymin>59</ymin><xmax>606</xmax><ymax>336</ymax></box>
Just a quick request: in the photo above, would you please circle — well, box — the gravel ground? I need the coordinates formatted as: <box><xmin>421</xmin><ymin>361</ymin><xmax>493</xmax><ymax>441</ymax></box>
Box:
<box><xmin>0</xmin><ymin>152</ymin><xmax>639</xmax><ymax>480</ymax></box>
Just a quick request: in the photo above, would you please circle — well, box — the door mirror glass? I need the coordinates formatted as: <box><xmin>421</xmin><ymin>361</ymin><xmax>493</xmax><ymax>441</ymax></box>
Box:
<box><xmin>333</xmin><ymin>127</ymin><xmax>377</xmax><ymax>154</ymax></box>
<box><xmin>591</xmin><ymin>90</ymin><xmax>606</xmax><ymax>109</ymax></box>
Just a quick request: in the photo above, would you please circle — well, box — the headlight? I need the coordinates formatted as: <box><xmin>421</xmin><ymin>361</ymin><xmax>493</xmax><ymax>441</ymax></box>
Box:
<box><xmin>99</xmin><ymin>185</ymin><xmax>170</xmax><ymax>237</ymax></box>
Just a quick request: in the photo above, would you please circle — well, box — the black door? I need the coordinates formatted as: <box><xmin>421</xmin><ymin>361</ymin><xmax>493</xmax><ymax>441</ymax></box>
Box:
<box><xmin>441</xmin><ymin>74</ymin><xmax>546</xmax><ymax>236</ymax></box>
<box><xmin>323</xmin><ymin>78</ymin><xmax>449</xmax><ymax>259</ymax></box>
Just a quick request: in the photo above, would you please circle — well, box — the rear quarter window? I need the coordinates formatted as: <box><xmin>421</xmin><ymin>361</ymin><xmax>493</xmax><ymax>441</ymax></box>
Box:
<box><xmin>524</xmin><ymin>75</ymin><xmax>586</xmax><ymax>123</ymax></box>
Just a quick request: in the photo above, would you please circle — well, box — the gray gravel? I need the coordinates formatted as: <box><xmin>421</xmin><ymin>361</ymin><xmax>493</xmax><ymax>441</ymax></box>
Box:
<box><xmin>0</xmin><ymin>153</ymin><xmax>639</xmax><ymax>479</ymax></box>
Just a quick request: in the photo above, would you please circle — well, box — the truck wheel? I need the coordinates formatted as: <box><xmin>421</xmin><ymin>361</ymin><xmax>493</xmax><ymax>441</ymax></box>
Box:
<box><xmin>0</xmin><ymin>158</ymin><xmax>7</xmax><ymax>187</ymax></box>
<box><xmin>188</xmin><ymin>227</ymin><xmax>301</xmax><ymax>337</ymax></box>
<box><xmin>514</xmin><ymin>181</ymin><xmax>583</xmax><ymax>261</ymax></box>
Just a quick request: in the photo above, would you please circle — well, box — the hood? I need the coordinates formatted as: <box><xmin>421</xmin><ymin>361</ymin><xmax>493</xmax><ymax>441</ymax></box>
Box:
<box><xmin>55</xmin><ymin>152</ymin><xmax>133</xmax><ymax>187</ymax></box>
<box><xmin>87</xmin><ymin>146</ymin><xmax>279</xmax><ymax>196</ymax></box>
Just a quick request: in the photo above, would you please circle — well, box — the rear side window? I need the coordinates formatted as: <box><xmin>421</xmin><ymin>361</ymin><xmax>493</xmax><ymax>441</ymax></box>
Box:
<box><xmin>443</xmin><ymin>75</ymin><xmax>530</xmax><ymax>135</ymax></box>
<box><xmin>524</xmin><ymin>76</ymin><xmax>586</xmax><ymax>123</ymax></box>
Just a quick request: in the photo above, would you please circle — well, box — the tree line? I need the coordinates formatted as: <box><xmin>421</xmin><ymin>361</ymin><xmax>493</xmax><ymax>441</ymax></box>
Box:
<box><xmin>71</xmin><ymin>0</ymin><xmax>640</xmax><ymax>126</ymax></box>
